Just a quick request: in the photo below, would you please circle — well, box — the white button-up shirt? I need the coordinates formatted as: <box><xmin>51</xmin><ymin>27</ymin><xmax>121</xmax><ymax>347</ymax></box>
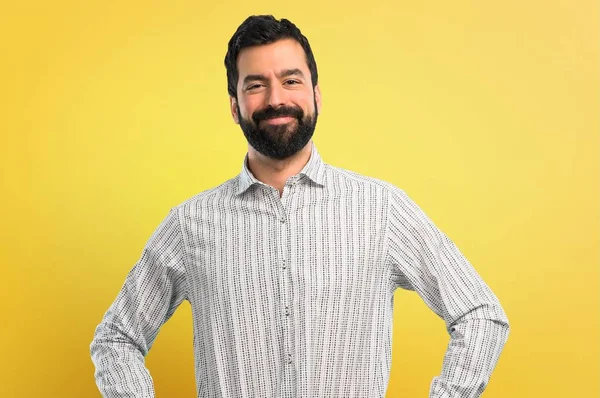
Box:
<box><xmin>90</xmin><ymin>141</ymin><xmax>509</xmax><ymax>397</ymax></box>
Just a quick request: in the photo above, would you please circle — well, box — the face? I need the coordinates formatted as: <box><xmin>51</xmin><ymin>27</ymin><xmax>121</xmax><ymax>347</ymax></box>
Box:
<box><xmin>230</xmin><ymin>38</ymin><xmax>322</xmax><ymax>160</ymax></box>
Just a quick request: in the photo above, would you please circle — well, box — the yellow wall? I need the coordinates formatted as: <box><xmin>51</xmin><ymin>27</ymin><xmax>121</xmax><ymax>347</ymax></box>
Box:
<box><xmin>2</xmin><ymin>1</ymin><xmax>598</xmax><ymax>397</ymax></box>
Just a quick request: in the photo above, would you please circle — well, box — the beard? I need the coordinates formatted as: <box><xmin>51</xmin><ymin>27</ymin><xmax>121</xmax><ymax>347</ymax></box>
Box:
<box><xmin>238</xmin><ymin>99</ymin><xmax>318</xmax><ymax>160</ymax></box>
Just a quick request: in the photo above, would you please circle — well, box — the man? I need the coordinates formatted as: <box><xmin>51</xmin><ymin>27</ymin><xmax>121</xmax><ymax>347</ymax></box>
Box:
<box><xmin>90</xmin><ymin>15</ymin><xmax>509</xmax><ymax>398</ymax></box>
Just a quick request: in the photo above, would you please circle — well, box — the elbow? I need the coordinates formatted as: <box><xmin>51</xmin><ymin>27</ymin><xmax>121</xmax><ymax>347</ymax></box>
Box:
<box><xmin>448</xmin><ymin>301</ymin><xmax>510</xmax><ymax>333</ymax></box>
<box><xmin>90</xmin><ymin>319</ymin><xmax>149</xmax><ymax>360</ymax></box>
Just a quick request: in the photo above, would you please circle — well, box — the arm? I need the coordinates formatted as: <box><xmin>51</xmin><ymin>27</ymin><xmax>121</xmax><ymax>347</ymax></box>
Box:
<box><xmin>386</xmin><ymin>188</ymin><xmax>509</xmax><ymax>398</ymax></box>
<box><xmin>90</xmin><ymin>208</ymin><xmax>189</xmax><ymax>397</ymax></box>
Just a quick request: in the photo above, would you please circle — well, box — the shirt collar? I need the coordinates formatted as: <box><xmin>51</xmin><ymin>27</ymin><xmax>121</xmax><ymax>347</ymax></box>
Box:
<box><xmin>235</xmin><ymin>141</ymin><xmax>327</xmax><ymax>196</ymax></box>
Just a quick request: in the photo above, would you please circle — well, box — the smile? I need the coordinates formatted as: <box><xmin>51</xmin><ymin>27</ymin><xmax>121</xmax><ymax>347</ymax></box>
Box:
<box><xmin>263</xmin><ymin>116</ymin><xmax>295</xmax><ymax>125</ymax></box>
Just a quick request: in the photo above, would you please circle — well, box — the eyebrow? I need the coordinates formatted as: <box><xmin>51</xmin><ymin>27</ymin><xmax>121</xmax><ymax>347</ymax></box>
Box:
<box><xmin>242</xmin><ymin>68</ymin><xmax>305</xmax><ymax>86</ymax></box>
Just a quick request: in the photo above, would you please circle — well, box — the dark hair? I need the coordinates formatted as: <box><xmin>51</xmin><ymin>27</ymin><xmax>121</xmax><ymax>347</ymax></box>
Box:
<box><xmin>224</xmin><ymin>15</ymin><xmax>318</xmax><ymax>99</ymax></box>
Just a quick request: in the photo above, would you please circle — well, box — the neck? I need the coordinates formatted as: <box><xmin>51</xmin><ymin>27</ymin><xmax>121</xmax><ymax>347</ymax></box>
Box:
<box><xmin>246</xmin><ymin>141</ymin><xmax>313</xmax><ymax>196</ymax></box>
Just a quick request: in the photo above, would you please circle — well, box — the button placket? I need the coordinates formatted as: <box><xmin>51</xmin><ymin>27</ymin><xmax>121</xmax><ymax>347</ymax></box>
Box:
<box><xmin>276</xmin><ymin>201</ymin><xmax>295</xmax><ymax>396</ymax></box>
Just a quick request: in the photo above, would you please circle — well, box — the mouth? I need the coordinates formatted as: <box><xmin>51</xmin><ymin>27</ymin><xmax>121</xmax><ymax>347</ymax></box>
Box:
<box><xmin>261</xmin><ymin>116</ymin><xmax>295</xmax><ymax>125</ymax></box>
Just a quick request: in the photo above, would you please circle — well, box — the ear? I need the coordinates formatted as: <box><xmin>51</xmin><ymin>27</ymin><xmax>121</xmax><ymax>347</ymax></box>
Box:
<box><xmin>314</xmin><ymin>84</ymin><xmax>322</xmax><ymax>114</ymax></box>
<box><xmin>230</xmin><ymin>96</ymin><xmax>240</xmax><ymax>124</ymax></box>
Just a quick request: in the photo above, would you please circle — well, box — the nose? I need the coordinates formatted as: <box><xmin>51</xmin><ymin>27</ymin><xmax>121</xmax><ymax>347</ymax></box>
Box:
<box><xmin>267</xmin><ymin>83</ymin><xmax>286</xmax><ymax>108</ymax></box>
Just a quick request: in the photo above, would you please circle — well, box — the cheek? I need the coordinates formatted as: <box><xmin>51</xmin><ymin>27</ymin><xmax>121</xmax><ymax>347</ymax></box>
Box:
<box><xmin>239</xmin><ymin>98</ymin><xmax>262</xmax><ymax>118</ymax></box>
<box><xmin>289</xmin><ymin>91</ymin><xmax>315</xmax><ymax>112</ymax></box>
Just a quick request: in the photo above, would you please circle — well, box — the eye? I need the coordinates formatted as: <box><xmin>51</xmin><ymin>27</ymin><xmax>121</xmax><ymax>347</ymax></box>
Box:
<box><xmin>246</xmin><ymin>83</ymin><xmax>263</xmax><ymax>90</ymax></box>
<box><xmin>284</xmin><ymin>79</ymin><xmax>300</xmax><ymax>85</ymax></box>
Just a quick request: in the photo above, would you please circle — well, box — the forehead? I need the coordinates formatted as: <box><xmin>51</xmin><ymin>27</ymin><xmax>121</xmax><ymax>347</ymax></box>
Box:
<box><xmin>236</xmin><ymin>38</ymin><xmax>309</xmax><ymax>78</ymax></box>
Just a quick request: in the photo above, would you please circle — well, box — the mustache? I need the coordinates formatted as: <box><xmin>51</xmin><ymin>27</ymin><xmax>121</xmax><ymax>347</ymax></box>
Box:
<box><xmin>252</xmin><ymin>105</ymin><xmax>304</xmax><ymax>123</ymax></box>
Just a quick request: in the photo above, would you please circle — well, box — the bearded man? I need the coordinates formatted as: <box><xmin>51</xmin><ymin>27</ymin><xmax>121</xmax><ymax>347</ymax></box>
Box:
<box><xmin>90</xmin><ymin>14</ymin><xmax>510</xmax><ymax>398</ymax></box>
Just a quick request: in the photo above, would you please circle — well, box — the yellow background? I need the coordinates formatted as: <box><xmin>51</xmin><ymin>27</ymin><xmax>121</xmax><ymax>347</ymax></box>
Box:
<box><xmin>1</xmin><ymin>1</ymin><xmax>598</xmax><ymax>397</ymax></box>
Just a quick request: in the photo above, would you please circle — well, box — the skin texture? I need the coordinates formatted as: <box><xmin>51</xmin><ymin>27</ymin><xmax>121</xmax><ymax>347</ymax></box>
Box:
<box><xmin>229</xmin><ymin>38</ymin><xmax>322</xmax><ymax>196</ymax></box>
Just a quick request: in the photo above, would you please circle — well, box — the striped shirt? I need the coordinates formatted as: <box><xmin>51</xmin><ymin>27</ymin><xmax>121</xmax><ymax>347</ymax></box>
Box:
<box><xmin>90</xmin><ymin>141</ymin><xmax>509</xmax><ymax>398</ymax></box>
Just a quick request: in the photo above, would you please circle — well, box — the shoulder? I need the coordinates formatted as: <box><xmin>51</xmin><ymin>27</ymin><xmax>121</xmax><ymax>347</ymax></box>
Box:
<box><xmin>170</xmin><ymin>176</ymin><xmax>239</xmax><ymax>213</ymax></box>
<box><xmin>324</xmin><ymin>163</ymin><xmax>406</xmax><ymax>197</ymax></box>
<box><xmin>323</xmin><ymin>164</ymin><xmax>425</xmax><ymax>218</ymax></box>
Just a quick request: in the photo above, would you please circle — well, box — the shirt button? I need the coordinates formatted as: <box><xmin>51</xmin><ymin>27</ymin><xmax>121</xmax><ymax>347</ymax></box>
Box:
<box><xmin>280</xmin><ymin>217</ymin><xmax>286</xmax><ymax>224</ymax></box>
<box><xmin>284</xmin><ymin>306</ymin><xmax>290</xmax><ymax>316</ymax></box>
<box><xmin>287</xmin><ymin>354</ymin><xmax>293</xmax><ymax>364</ymax></box>
<box><xmin>282</xmin><ymin>260</ymin><xmax>286</xmax><ymax>269</ymax></box>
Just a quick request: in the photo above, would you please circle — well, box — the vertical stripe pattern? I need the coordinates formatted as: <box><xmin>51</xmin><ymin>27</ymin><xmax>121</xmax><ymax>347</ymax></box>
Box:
<box><xmin>90</xmin><ymin>142</ymin><xmax>509</xmax><ymax>397</ymax></box>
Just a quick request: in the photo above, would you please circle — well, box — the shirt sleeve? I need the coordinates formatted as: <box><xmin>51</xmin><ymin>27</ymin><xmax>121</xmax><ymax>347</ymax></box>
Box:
<box><xmin>385</xmin><ymin>187</ymin><xmax>510</xmax><ymax>398</ymax></box>
<box><xmin>90</xmin><ymin>207</ymin><xmax>189</xmax><ymax>397</ymax></box>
